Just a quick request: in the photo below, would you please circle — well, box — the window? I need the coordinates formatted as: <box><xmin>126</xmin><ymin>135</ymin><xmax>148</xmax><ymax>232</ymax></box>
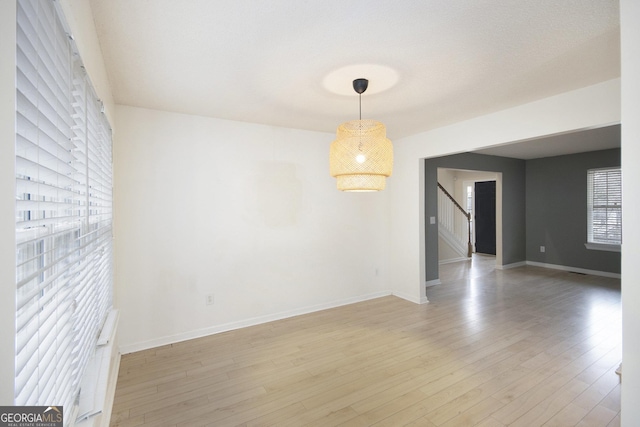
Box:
<box><xmin>586</xmin><ymin>167</ymin><xmax>621</xmax><ymax>251</ymax></box>
<box><xmin>15</xmin><ymin>0</ymin><xmax>113</xmax><ymax>422</ymax></box>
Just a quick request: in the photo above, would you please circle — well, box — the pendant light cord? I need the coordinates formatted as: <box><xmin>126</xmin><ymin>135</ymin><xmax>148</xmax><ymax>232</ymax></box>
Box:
<box><xmin>358</xmin><ymin>92</ymin><xmax>363</xmax><ymax>152</ymax></box>
<box><xmin>352</xmin><ymin>78</ymin><xmax>368</xmax><ymax>153</ymax></box>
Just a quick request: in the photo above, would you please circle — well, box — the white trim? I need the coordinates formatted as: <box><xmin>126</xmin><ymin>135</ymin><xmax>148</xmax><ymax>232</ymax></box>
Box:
<box><xmin>437</xmin><ymin>219</ymin><xmax>469</xmax><ymax>257</ymax></box>
<box><xmin>425</xmin><ymin>279</ymin><xmax>442</xmax><ymax>287</ymax></box>
<box><xmin>97</xmin><ymin>310</ymin><xmax>119</xmax><ymax>346</ymax></box>
<box><xmin>439</xmin><ymin>257</ymin><xmax>471</xmax><ymax>265</ymax></box>
<box><xmin>587</xmin><ymin>167</ymin><xmax>622</xmax><ymax>246</ymax></box>
<box><xmin>74</xmin><ymin>351</ymin><xmax>120</xmax><ymax>427</ymax></box>
<box><xmin>76</xmin><ymin>310</ymin><xmax>120</xmax><ymax>427</ymax></box>
<box><xmin>585</xmin><ymin>242</ymin><xmax>621</xmax><ymax>252</ymax></box>
<box><xmin>496</xmin><ymin>261</ymin><xmax>527</xmax><ymax>270</ymax></box>
<box><xmin>526</xmin><ymin>261</ymin><xmax>621</xmax><ymax>279</ymax></box>
<box><xmin>99</xmin><ymin>346</ymin><xmax>120</xmax><ymax>427</ymax></box>
<box><xmin>119</xmin><ymin>292</ymin><xmax>392</xmax><ymax>354</ymax></box>
<box><xmin>394</xmin><ymin>290</ymin><xmax>429</xmax><ymax>304</ymax></box>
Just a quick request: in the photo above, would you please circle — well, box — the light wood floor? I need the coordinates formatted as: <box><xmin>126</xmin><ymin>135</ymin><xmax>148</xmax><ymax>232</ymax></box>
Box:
<box><xmin>110</xmin><ymin>256</ymin><xmax>622</xmax><ymax>426</ymax></box>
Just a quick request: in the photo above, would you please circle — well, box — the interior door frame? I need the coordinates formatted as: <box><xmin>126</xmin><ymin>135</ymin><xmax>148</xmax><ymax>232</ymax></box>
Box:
<box><xmin>459</xmin><ymin>173</ymin><xmax>503</xmax><ymax>264</ymax></box>
<box><xmin>462</xmin><ymin>179</ymin><xmax>476</xmax><ymax>252</ymax></box>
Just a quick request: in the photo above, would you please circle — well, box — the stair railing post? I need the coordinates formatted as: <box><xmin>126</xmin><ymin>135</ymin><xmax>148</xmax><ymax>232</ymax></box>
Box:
<box><xmin>467</xmin><ymin>212</ymin><xmax>472</xmax><ymax>258</ymax></box>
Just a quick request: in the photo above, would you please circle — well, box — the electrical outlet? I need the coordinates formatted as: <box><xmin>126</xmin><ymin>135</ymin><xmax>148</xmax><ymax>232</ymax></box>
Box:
<box><xmin>540</xmin><ymin>246</ymin><xmax>545</xmax><ymax>253</ymax></box>
<box><xmin>205</xmin><ymin>294</ymin><xmax>214</xmax><ymax>306</ymax></box>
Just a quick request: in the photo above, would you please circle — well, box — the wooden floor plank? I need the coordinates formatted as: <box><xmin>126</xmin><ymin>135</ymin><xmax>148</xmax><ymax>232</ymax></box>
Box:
<box><xmin>110</xmin><ymin>256</ymin><xmax>621</xmax><ymax>426</ymax></box>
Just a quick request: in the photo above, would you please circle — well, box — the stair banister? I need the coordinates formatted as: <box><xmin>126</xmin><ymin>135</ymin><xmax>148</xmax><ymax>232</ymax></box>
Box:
<box><xmin>437</xmin><ymin>183</ymin><xmax>473</xmax><ymax>258</ymax></box>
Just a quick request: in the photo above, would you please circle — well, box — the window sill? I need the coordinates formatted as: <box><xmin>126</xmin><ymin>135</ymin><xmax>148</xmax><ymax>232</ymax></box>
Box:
<box><xmin>584</xmin><ymin>242</ymin><xmax>621</xmax><ymax>252</ymax></box>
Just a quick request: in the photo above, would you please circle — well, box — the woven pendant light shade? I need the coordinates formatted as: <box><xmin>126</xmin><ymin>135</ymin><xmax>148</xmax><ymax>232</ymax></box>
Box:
<box><xmin>330</xmin><ymin>119</ymin><xmax>393</xmax><ymax>192</ymax></box>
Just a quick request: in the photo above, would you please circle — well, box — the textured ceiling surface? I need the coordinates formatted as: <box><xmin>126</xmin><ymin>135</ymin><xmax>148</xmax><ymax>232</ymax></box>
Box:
<box><xmin>90</xmin><ymin>0</ymin><xmax>620</xmax><ymax>144</ymax></box>
<box><xmin>475</xmin><ymin>124</ymin><xmax>620</xmax><ymax>160</ymax></box>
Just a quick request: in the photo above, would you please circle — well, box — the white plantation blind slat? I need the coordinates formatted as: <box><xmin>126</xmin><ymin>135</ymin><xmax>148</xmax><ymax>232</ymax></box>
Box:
<box><xmin>587</xmin><ymin>167</ymin><xmax>622</xmax><ymax>245</ymax></box>
<box><xmin>15</xmin><ymin>5</ymin><xmax>74</xmax><ymax>410</ymax></box>
<box><xmin>16</xmin><ymin>236</ymin><xmax>82</xmax><ymax>304</ymax></box>
<box><xmin>15</xmin><ymin>0</ymin><xmax>113</xmax><ymax>423</ymax></box>
<box><xmin>16</xmin><ymin>178</ymin><xmax>79</xmax><ymax>203</ymax></box>
<box><xmin>16</xmin><ymin>119</ymin><xmax>76</xmax><ymax>165</ymax></box>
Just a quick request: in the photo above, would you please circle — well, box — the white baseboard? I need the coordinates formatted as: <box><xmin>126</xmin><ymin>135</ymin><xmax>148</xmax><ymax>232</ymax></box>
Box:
<box><xmin>439</xmin><ymin>257</ymin><xmax>471</xmax><ymax>265</ymax></box>
<box><xmin>526</xmin><ymin>261</ymin><xmax>621</xmax><ymax>279</ymax></box>
<box><xmin>494</xmin><ymin>260</ymin><xmax>619</xmax><ymax>278</ymax></box>
<box><xmin>119</xmin><ymin>291</ymin><xmax>392</xmax><ymax>354</ymax></box>
<box><xmin>425</xmin><ymin>279</ymin><xmax>441</xmax><ymax>287</ymax></box>
<box><xmin>393</xmin><ymin>290</ymin><xmax>429</xmax><ymax>304</ymax></box>
<box><xmin>119</xmin><ymin>258</ymin><xmax>621</xmax><ymax>356</ymax></box>
<box><xmin>497</xmin><ymin>261</ymin><xmax>527</xmax><ymax>270</ymax></box>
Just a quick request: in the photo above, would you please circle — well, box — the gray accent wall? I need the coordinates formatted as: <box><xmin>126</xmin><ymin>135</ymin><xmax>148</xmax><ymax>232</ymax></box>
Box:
<box><xmin>425</xmin><ymin>153</ymin><xmax>526</xmax><ymax>282</ymax></box>
<box><xmin>526</xmin><ymin>148</ymin><xmax>621</xmax><ymax>274</ymax></box>
<box><xmin>426</xmin><ymin>148</ymin><xmax>621</xmax><ymax>282</ymax></box>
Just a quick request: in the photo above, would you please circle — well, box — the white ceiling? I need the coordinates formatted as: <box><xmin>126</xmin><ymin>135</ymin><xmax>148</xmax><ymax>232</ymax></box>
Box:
<box><xmin>475</xmin><ymin>124</ymin><xmax>620</xmax><ymax>159</ymax></box>
<box><xmin>89</xmin><ymin>0</ymin><xmax>620</xmax><ymax>152</ymax></box>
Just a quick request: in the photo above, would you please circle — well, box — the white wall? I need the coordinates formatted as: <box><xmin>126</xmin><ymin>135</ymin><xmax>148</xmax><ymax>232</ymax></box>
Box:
<box><xmin>436</xmin><ymin>169</ymin><xmax>456</xmax><ymax>195</ymax></box>
<box><xmin>114</xmin><ymin>106</ymin><xmax>391</xmax><ymax>352</ymax></box>
<box><xmin>621</xmin><ymin>1</ymin><xmax>640</xmax><ymax>425</ymax></box>
<box><xmin>389</xmin><ymin>78</ymin><xmax>620</xmax><ymax>306</ymax></box>
<box><xmin>0</xmin><ymin>0</ymin><xmax>16</xmax><ymax>406</ymax></box>
<box><xmin>437</xmin><ymin>238</ymin><xmax>461</xmax><ymax>263</ymax></box>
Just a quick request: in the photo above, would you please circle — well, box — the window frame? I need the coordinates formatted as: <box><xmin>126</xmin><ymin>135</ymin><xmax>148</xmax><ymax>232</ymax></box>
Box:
<box><xmin>585</xmin><ymin>166</ymin><xmax>621</xmax><ymax>252</ymax></box>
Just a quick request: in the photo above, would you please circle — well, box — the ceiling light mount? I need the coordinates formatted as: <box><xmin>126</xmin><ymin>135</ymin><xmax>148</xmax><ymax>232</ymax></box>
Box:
<box><xmin>352</xmin><ymin>78</ymin><xmax>368</xmax><ymax>94</ymax></box>
<box><xmin>322</xmin><ymin>64</ymin><xmax>398</xmax><ymax>96</ymax></box>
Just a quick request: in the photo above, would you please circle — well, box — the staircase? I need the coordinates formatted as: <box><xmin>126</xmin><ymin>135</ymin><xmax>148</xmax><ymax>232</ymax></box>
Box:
<box><xmin>438</xmin><ymin>183</ymin><xmax>472</xmax><ymax>259</ymax></box>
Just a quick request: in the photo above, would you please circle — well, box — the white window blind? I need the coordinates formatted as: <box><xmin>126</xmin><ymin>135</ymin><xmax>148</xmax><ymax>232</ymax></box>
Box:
<box><xmin>587</xmin><ymin>167</ymin><xmax>622</xmax><ymax>245</ymax></box>
<box><xmin>15</xmin><ymin>0</ymin><xmax>113</xmax><ymax>422</ymax></box>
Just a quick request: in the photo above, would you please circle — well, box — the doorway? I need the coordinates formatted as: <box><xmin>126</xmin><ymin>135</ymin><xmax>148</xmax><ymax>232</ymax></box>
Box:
<box><xmin>474</xmin><ymin>180</ymin><xmax>496</xmax><ymax>255</ymax></box>
<box><xmin>427</xmin><ymin>155</ymin><xmax>520</xmax><ymax>297</ymax></box>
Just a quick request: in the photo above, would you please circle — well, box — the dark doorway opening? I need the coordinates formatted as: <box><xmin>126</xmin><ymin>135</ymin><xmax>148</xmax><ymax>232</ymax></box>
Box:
<box><xmin>474</xmin><ymin>180</ymin><xmax>496</xmax><ymax>255</ymax></box>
